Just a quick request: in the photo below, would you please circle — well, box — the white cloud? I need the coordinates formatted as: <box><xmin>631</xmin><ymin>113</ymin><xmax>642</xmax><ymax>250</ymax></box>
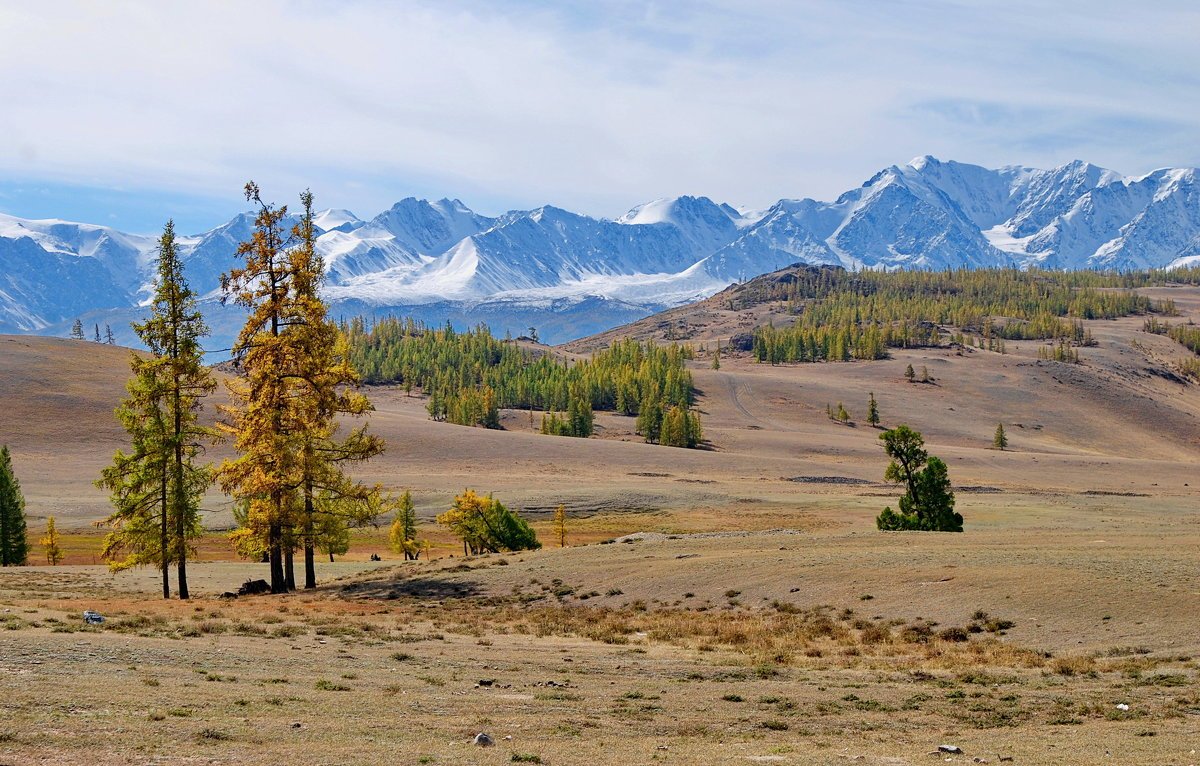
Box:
<box><xmin>0</xmin><ymin>0</ymin><xmax>1197</xmax><ymax>222</ymax></box>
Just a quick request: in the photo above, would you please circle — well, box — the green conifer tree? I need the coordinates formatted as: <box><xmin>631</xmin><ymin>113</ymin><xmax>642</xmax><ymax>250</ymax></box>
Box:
<box><xmin>97</xmin><ymin>220</ymin><xmax>215</xmax><ymax>598</ymax></box>
<box><xmin>993</xmin><ymin>422</ymin><xmax>1008</xmax><ymax>450</ymax></box>
<box><xmin>0</xmin><ymin>446</ymin><xmax>29</xmax><ymax>566</ymax></box>
<box><xmin>867</xmin><ymin>392</ymin><xmax>880</xmax><ymax>427</ymax></box>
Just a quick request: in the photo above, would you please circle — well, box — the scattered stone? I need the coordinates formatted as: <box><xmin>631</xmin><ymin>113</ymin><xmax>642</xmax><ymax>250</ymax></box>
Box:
<box><xmin>291</xmin><ymin>722</ymin><xmax>302</xmax><ymax>729</ymax></box>
<box><xmin>473</xmin><ymin>732</ymin><xmax>494</xmax><ymax>747</ymax></box>
<box><xmin>219</xmin><ymin>592</ymin><xmax>238</xmax><ymax>600</ymax></box>
<box><xmin>477</xmin><ymin>679</ymin><xmax>495</xmax><ymax>687</ymax></box>
<box><xmin>938</xmin><ymin>745</ymin><xmax>963</xmax><ymax>754</ymax></box>
<box><xmin>82</xmin><ymin>610</ymin><xmax>104</xmax><ymax>625</ymax></box>
<box><xmin>1116</xmin><ymin>703</ymin><xmax>1130</xmax><ymax>711</ymax></box>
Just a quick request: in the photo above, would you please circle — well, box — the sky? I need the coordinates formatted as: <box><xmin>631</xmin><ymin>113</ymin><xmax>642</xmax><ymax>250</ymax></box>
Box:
<box><xmin>0</xmin><ymin>0</ymin><xmax>1197</xmax><ymax>234</ymax></box>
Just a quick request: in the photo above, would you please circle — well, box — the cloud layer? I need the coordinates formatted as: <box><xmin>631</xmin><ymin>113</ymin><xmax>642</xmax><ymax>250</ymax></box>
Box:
<box><xmin>0</xmin><ymin>0</ymin><xmax>1197</xmax><ymax>230</ymax></box>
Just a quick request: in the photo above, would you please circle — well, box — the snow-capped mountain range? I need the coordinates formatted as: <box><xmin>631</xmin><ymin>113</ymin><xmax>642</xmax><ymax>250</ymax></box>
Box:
<box><xmin>3</xmin><ymin>156</ymin><xmax>1199</xmax><ymax>349</ymax></box>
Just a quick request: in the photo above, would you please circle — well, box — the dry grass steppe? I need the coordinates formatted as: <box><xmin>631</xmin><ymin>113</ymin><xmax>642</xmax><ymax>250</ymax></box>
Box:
<box><xmin>1</xmin><ymin>284</ymin><xmax>1199</xmax><ymax>763</ymax></box>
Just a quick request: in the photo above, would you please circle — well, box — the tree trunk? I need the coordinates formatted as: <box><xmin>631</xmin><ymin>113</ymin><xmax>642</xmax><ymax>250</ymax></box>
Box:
<box><xmin>160</xmin><ymin>470</ymin><xmax>170</xmax><ymax>600</ymax></box>
<box><xmin>328</xmin><ymin>552</ymin><xmax>334</xmax><ymax>563</ymax></box>
<box><xmin>284</xmin><ymin>546</ymin><xmax>296</xmax><ymax>592</ymax></box>
<box><xmin>268</xmin><ymin>521</ymin><xmax>285</xmax><ymax>594</ymax></box>
<box><xmin>303</xmin><ymin>476</ymin><xmax>316</xmax><ymax>589</ymax></box>
<box><xmin>174</xmin><ymin>406</ymin><xmax>189</xmax><ymax>600</ymax></box>
<box><xmin>305</xmin><ymin>543</ymin><xmax>316</xmax><ymax>588</ymax></box>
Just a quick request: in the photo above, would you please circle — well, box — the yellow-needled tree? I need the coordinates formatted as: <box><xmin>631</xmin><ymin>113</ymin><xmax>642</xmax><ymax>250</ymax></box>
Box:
<box><xmin>219</xmin><ymin>186</ymin><xmax>385</xmax><ymax>593</ymax></box>
<box><xmin>288</xmin><ymin>190</ymin><xmax>385</xmax><ymax>589</ymax></box>
<box><xmin>218</xmin><ymin>183</ymin><xmax>305</xmax><ymax>594</ymax></box>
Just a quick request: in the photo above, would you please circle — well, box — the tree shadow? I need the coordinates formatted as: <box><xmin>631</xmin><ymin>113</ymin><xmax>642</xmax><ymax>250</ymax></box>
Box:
<box><xmin>339</xmin><ymin>576</ymin><xmax>483</xmax><ymax>600</ymax></box>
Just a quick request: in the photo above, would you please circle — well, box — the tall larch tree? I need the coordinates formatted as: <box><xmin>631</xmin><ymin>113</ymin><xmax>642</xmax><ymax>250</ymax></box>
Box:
<box><xmin>219</xmin><ymin>182</ymin><xmax>302</xmax><ymax>594</ymax></box>
<box><xmin>0</xmin><ymin>446</ymin><xmax>28</xmax><ymax>566</ymax></box>
<box><xmin>97</xmin><ymin>220</ymin><xmax>215</xmax><ymax>598</ymax></box>
<box><xmin>220</xmin><ymin>186</ymin><xmax>384</xmax><ymax>593</ymax></box>
<box><xmin>287</xmin><ymin>190</ymin><xmax>384</xmax><ymax>589</ymax></box>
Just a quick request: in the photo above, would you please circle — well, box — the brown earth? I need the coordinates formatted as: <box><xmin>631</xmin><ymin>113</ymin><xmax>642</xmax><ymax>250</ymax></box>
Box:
<box><xmin>1</xmin><ymin>286</ymin><xmax>1199</xmax><ymax>763</ymax></box>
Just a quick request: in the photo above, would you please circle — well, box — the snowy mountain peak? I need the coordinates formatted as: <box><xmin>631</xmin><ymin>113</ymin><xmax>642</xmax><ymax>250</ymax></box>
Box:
<box><xmin>3</xmin><ymin>156</ymin><xmax>1199</xmax><ymax>347</ymax></box>
<box><xmin>617</xmin><ymin>195</ymin><xmax>739</xmax><ymax>227</ymax></box>
<box><xmin>313</xmin><ymin>208</ymin><xmax>362</xmax><ymax>233</ymax></box>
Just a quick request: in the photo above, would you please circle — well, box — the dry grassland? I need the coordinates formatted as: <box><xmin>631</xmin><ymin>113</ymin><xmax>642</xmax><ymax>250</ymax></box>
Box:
<box><xmin>2</xmin><ymin>286</ymin><xmax>1200</xmax><ymax>763</ymax></box>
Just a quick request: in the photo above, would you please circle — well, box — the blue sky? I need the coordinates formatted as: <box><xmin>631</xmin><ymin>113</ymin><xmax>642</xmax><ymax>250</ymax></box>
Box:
<box><xmin>0</xmin><ymin>0</ymin><xmax>1197</xmax><ymax>233</ymax></box>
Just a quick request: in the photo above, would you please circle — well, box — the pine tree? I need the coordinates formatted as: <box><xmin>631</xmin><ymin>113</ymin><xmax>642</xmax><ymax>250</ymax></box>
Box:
<box><xmin>836</xmin><ymin>402</ymin><xmax>850</xmax><ymax>423</ymax></box>
<box><xmin>866</xmin><ymin>392</ymin><xmax>880</xmax><ymax>427</ymax></box>
<box><xmin>904</xmin><ymin>363</ymin><xmax>915</xmax><ymax>383</ymax></box>
<box><xmin>40</xmin><ymin>516</ymin><xmax>62</xmax><ymax>565</ymax></box>
<box><xmin>993</xmin><ymin>422</ymin><xmax>1008</xmax><ymax>450</ymax></box>
<box><xmin>920</xmin><ymin>365</ymin><xmax>931</xmax><ymax>383</ymax></box>
<box><xmin>70</xmin><ymin>319</ymin><xmax>84</xmax><ymax>340</ymax></box>
<box><xmin>97</xmin><ymin>220</ymin><xmax>215</xmax><ymax>598</ymax></box>
<box><xmin>105</xmin><ymin>324</ymin><xmax>116</xmax><ymax>345</ymax></box>
<box><xmin>94</xmin><ymin>324</ymin><xmax>102</xmax><ymax>343</ymax></box>
<box><xmin>711</xmin><ymin>346</ymin><xmax>720</xmax><ymax>370</ymax></box>
<box><xmin>553</xmin><ymin>504</ymin><xmax>567</xmax><ymax>547</ymax></box>
<box><xmin>0</xmin><ymin>446</ymin><xmax>29</xmax><ymax>566</ymax></box>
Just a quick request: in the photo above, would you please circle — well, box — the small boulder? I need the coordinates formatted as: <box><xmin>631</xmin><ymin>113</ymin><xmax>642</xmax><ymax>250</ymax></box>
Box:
<box><xmin>473</xmin><ymin>732</ymin><xmax>494</xmax><ymax>747</ymax></box>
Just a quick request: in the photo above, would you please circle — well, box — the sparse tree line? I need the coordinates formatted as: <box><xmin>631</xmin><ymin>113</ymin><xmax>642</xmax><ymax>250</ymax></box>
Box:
<box><xmin>342</xmin><ymin>320</ymin><xmax>704</xmax><ymax>447</ymax></box>
<box><xmin>1144</xmin><ymin>317</ymin><xmax>1200</xmax><ymax>380</ymax></box>
<box><xmin>69</xmin><ymin>319</ymin><xmax>116</xmax><ymax>344</ymax></box>
<box><xmin>747</xmin><ymin>266</ymin><xmax>1178</xmax><ymax>365</ymax></box>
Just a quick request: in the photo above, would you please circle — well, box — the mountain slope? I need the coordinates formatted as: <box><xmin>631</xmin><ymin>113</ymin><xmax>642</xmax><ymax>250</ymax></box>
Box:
<box><xmin>3</xmin><ymin>156</ymin><xmax>1199</xmax><ymax>347</ymax></box>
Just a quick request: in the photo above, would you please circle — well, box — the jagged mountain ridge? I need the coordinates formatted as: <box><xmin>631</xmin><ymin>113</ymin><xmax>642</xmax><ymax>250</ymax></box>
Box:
<box><xmin>2</xmin><ymin>156</ymin><xmax>1198</xmax><ymax>347</ymax></box>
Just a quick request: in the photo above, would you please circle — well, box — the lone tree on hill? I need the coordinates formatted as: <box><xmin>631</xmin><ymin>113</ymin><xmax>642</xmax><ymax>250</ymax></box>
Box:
<box><xmin>40</xmin><ymin>516</ymin><xmax>63</xmax><ymax>565</ymax></box>
<box><xmin>867</xmin><ymin>392</ymin><xmax>880</xmax><ymax>427</ymax></box>
<box><xmin>0</xmin><ymin>446</ymin><xmax>29</xmax><ymax>566</ymax></box>
<box><xmin>993</xmin><ymin>422</ymin><xmax>1008</xmax><ymax>450</ymax></box>
<box><xmin>70</xmin><ymin>319</ymin><xmax>84</xmax><ymax>340</ymax></box>
<box><xmin>875</xmin><ymin>425</ymin><xmax>962</xmax><ymax>532</ymax></box>
<box><xmin>904</xmin><ymin>363</ymin><xmax>915</xmax><ymax>383</ymax></box>
<box><xmin>97</xmin><ymin>220</ymin><xmax>216</xmax><ymax>599</ymax></box>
